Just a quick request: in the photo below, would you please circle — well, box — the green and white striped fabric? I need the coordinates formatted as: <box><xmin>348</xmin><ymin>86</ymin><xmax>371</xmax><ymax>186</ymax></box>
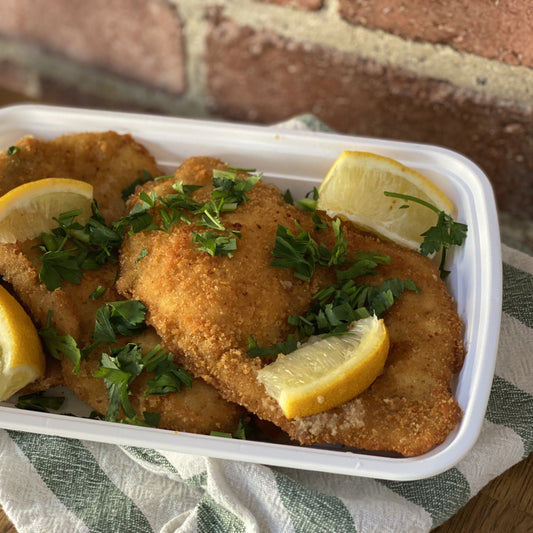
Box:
<box><xmin>0</xmin><ymin>116</ymin><xmax>532</xmax><ymax>532</ymax></box>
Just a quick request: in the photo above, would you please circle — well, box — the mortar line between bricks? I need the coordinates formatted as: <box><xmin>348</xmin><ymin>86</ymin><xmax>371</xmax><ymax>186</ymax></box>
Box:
<box><xmin>171</xmin><ymin>0</ymin><xmax>209</xmax><ymax>117</ymax></box>
<box><xmin>219</xmin><ymin>0</ymin><xmax>533</xmax><ymax>105</ymax></box>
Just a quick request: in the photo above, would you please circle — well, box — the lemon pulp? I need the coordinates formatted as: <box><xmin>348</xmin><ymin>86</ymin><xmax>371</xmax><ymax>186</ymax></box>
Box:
<box><xmin>0</xmin><ymin>178</ymin><xmax>93</xmax><ymax>243</ymax></box>
<box><xmin>257</xmin><ymin>316</ymin><xmax>389</xmax><ymax>418</ymax></box>
<box><xmin>317</xmin><ymin>151</ymin><xmax>455</xmax><ymax>250</ymax></box>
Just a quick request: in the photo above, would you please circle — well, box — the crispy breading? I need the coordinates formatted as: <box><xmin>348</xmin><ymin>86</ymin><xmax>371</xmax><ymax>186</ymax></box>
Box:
<box><xmin>56</xmin><ymin>260</ymin><xmax>244</xmax><ymax>434</ymax></box>
<box><xmin>0</xmin><ymin>131</ymin><xmax>160</xmax><ymax>388</ymax></box>
<box><xmin>0</xmin><ymin>135</ymin><xmax>244</xmax><ymax>435</ymax></box>
<box><xmin>0</xmin><ymin>131</ymin><xmax>161</xmax><ymax>220</ymax></box>
<box><xmin>62</xmin><ymin>328</ymin><xmax>244</xmax><ymax>435</ymax></box>
<box><xmin>117</xmin><ymin>157</ymin><xmax>465</xmax><ymax>456</ymax></box>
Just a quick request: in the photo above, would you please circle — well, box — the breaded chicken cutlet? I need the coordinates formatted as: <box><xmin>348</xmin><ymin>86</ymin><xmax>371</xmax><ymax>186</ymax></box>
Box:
<box><xmin>117</xmin><ymin>157</ymin><xmax>466</xmax><ymax>457</ymax></box>
<box><xmin>0</xmin><ymin>133</ymin><xmax>244</xmax><ymax>435</ymax></box>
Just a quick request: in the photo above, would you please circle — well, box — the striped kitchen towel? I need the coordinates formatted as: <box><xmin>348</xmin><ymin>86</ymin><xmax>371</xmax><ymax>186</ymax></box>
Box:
<box><xmin>0</xmin><ymin>240</ymin><xmax>531</xmax><ymax>533</ymax></box>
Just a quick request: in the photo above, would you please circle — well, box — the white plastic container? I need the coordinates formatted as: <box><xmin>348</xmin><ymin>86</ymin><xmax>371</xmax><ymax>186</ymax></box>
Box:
<box><xmin>0</xmin><ymin>105</ymin><xmax>502</xmax><ymax>480</ymax></box>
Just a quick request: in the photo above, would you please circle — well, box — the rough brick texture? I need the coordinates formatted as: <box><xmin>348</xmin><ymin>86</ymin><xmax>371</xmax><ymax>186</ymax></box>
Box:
<box><xmin>257</xmin><ymin>0</ymin><xmax>323</xmax><ymax>9</ymax></box>
<box><xmin>0</xmin><ymin>1</ymin><xmax>531</xmax><ymax>218</ymax></box>
<box><xmin>0</xmin><ymin>0</ymin><xmax>185</xmax><ymax>94</ymax></box>
<box><xmin>339</xmin><ymin>0</ymin><xmax>533</xmax><ymax>67</ymax></box>
<box><xmin>206</xmin><ymin>14</ymin><xmax>532</xmax><ymax>216</ymax></box>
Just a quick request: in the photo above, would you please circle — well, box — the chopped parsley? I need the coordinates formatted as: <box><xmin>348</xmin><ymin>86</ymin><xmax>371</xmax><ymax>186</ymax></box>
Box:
<box><xmin>289</xmin><ymin>274</ymin><xmax>420</xmax><ymax>338</ymax></box>
<box><xmin>282</xmin><ymin>187</ymin><xmax>319</xmax><ymax>212</ymax></box>
<box><xmin>93</xmin><ymin>343</ymin><xmax>192</xmax><ymax>424</ymax></box>
<box><xmin>247</xmin><ymin>334</ymin><xmax>298</xmax><ymax>358</ymax></box>
<box><xmin>249</xmin><ymin>216</ymin><xmax>420</xmax><ymax>356</ymax></box>
<box><xmin>36</xmin><ymin>203</ymin><xmax>124</xmax><ymax>291</ymax></box>
<box><xmin>37</xmin><ymin>166</ymin><xmax>262</xmax><ymax>291</ymax></box>
<box><xmin>270</xmin><ymin>218</ymin><xmax>350</xmax><ymax>282</ymax></box>
<box><xmin>39</xmin><ymin>311</ymin><xmax>83</xmax><ymax>373</ymax></box>
<box><xmin>7</xmin><ymin>145</ymin><xmax>19</xmax><ymax>155</ymax></box>
<box><xmin>89</xmin><ymin>285</ymin><xmax>106</xmax><ymax>300</ymax></box>
<box><xmin>190</xmin><ymin>169</ymin><xmax>260</xmax><ymax>256</ymax></box>
<box><xmin>90</xmin><ymin>300</ymin><xmax>147</xmax><ymax>349</ymax></box>
<box><xmin>40</xmin><ymin>302</ymin><xmax>190</xmax><ymax>426</ymax></box>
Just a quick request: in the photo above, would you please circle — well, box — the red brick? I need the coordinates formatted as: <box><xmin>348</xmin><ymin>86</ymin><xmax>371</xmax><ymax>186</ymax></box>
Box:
<box><xmin>256</xmin><ymin>0</ymin><xmax>323</xmax><ymax>10</ymax></box>
<box><xmin>0</xmin><ymin>0</ymin><xmax>185</xmax><ymax>94</ymax></box>
<box><xmin>338</xmin><ymin>0</ymin><xmax>533</xmax><ymax>68</ymax></box>
<box><xmin>206</xmin><ymin>14</ymin><xmax>533</xmax><ymax>217</ymax></box>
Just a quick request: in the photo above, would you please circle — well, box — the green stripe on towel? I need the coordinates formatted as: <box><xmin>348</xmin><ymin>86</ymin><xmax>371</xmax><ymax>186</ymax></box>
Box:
<box><xmin>380</xmin><ymin>468</ymin><xmax>470</xmax><ymax>528</ymax></box>
<box><xmin>486</xmin><ymin>376</ymin><xmax>533</xmax><ymax>455</ymax></box>
<box><xmin>272</xmin><ymin>469</ymin><xmax>357</xmax><ymax>533</ymax></box>
<box><xmin>9</xmin><ymin>431</ymin><xmax>153</xmax><ymax>533</ymax></box>
<box><xmin>502</xmin><ymin>263</ymin><xmax>533</xmax><ymax>328</ymax></box>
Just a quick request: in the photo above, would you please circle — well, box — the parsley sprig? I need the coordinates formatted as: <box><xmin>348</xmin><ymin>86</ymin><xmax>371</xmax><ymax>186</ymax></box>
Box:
<box><xmin>39</xmin><ymin>301</ymin><xmax>193</xmax><ymax>427</ymax></box>
<box><xmin>384</xmin><ymin>191</ymin><xmax>468</xmax><ymax>278</ymax></box>
<box><xmin>93</xmin><ymin>343</ymin><xmax>192</xmax><ymax>423</ymax></box>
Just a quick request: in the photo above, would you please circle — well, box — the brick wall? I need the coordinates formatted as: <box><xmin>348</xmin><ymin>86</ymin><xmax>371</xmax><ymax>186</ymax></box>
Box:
<box><xmin>0</xmin><ymin>0</ymin><xmax>531</xmax><ymax>218</ymax></box>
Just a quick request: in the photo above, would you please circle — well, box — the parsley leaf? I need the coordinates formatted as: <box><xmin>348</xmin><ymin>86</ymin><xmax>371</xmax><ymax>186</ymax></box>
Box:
<box><xmin>39</xmin><ymin>311</ymin><xmax>83</xmax><ymax>373</ymax></box>
<box><xmin>191</xmin><ymin>231</ymin><xmax>239</xmax><ymax>257</ymax></box>
<box><xmin>39</xmin><ymin>249</ymin><xmax>83</xmax><ymax>290</ymax></box>
<box><xmin>142</xmin><ymin>344</ymin><xmax>193</xmax><ymax>395</ymax></box>
<box><xmin>89</xmin><ymin>285</ymin><xmax>106</xmax><ymax>300</ymax></box>
<box><xmin>295</xmin><ymin>187</ymin><xmax>319</xmax><ymax>212</ymax></box>
<box><xmin>384</xmin><ymin>191</ymin><xmax>468</xmax><ymax>278</ymax></box>
<box><xmin>15</xmin><ymin>392</ymin><xmax>65</xmax><ymax>412</ymax></box>
<box><xmin>92</xmin><ymin>300</ymin><xmax>147</xmax><ymax>346</ymax></box>
<box><xmin>247</xmin><ymin>334</ymin><xmax>298</xmax><ymax>358</ymax></box>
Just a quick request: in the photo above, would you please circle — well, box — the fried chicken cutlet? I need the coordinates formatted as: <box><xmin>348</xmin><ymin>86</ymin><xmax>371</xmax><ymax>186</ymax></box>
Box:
<box><xmin>0</xmin><ymin>134</ymin><xmax>244</xmax><ymax>435</ymax></box>
<box><xmin>0</xmin><ymin>131</ymin><xmax>160</xmax><ymax>389</ymax></box>
<box><xmin>0</xmin><ymin>131</ymin><xmax>161</xmax><ymax>335</ymax></box>
<box><xmin>117</xmin><ymin>156</ymin><xmax>466</xmax><ymax>456</ymax></box>
<box><xmin>0</xmin><ymin>131</ymin><xmax>160</xmax><ymax>219</ymax></box>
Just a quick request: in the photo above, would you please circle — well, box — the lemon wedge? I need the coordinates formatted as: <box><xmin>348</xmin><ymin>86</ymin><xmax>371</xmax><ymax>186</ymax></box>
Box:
<box><xmin>0</xmin><ymin>178</ymin><xmax>93</xmax><ymax>243</ymax></box>
<box><xmin>0</xmin><ymin>284</ymin><xmax>46</xmax><ymax>401</ymax></box>
<box><xmin>256</xmin><ymin>315</ymin><xmax>389</xmax><ymax>418</ymax></box>
<box><xmin>317</xmin><ymin>151</ymin><xmax>455</xmax><ymax>250</ymax></box>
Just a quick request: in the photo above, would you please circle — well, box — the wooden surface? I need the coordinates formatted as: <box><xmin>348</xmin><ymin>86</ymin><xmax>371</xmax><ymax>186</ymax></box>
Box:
<box><xmin>0</xmin><ymin>452</ymin><xmax>531</xmax><ymax>532</ymax></box>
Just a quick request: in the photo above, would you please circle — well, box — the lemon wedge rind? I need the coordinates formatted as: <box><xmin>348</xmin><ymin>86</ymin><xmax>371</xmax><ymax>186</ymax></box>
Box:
<box><xmin>0</xmin><ymin>178</ymin><xmax>93</xmax><ymax>244</ymax></box>
<box><xmin>0</xmin><ymin>285</ymin><xmax>45</xmax><ymax>401</ymax></box>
